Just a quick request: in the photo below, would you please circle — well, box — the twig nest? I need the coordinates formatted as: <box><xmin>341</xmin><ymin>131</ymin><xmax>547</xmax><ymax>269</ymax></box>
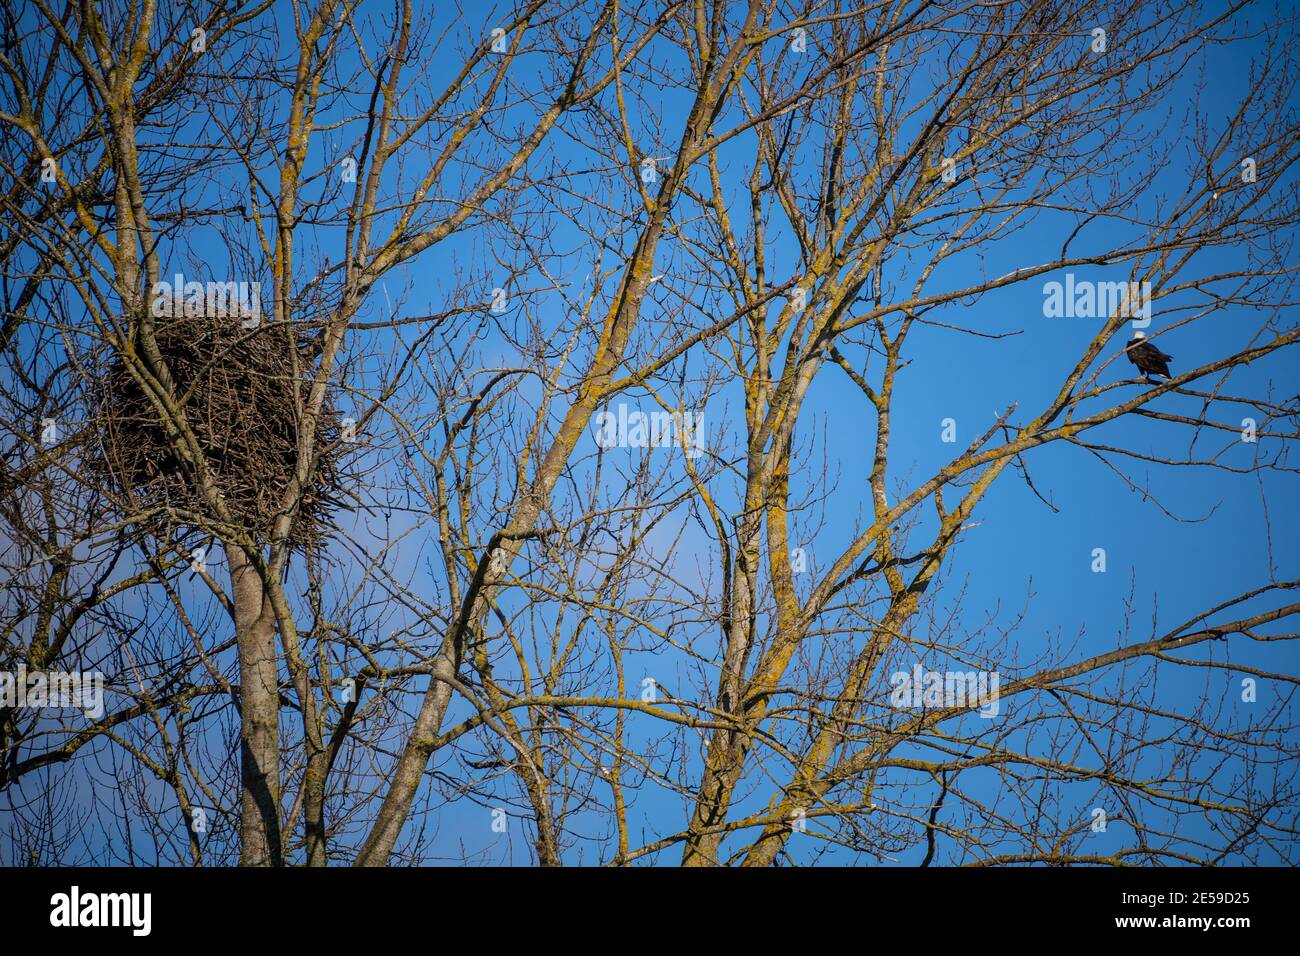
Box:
<box><xmin>89</xmin><ymin>298</ymin><xmax>347</xmax><ymax>552</ymax></box>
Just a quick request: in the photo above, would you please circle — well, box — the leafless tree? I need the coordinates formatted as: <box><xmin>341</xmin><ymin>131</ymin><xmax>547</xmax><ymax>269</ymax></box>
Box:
<box><xmin>3</xmin><ymin>0</ymin><xmax>1298</xmax><ymax>867</ymax></box>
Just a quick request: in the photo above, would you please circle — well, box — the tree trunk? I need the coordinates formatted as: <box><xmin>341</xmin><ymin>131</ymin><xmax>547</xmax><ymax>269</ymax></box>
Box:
<box><xmin>227</xmin><ymin>543</ymin><xmax>282</xmax><ymax>866</ymax></box>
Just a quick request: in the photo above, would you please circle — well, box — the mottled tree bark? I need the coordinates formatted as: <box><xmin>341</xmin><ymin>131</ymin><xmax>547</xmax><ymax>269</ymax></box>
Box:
<box><xmin>227</xmin><ymin>544</ymin><xmax>282</xmax><ymax>867</ymax></box>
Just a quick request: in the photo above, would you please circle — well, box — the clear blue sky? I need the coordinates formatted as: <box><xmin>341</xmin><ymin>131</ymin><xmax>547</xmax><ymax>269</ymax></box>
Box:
<box><xmin>7</xmin><ymin>0</ymin><xmax>1297</xmax><ymax>866</ymax></box>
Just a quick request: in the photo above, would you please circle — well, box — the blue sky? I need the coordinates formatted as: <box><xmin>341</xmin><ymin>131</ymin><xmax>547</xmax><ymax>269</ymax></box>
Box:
<box><xmin>5</xmin><ymin>0</ymin><xmax>1298</xmax><ymax>866</ymax></box>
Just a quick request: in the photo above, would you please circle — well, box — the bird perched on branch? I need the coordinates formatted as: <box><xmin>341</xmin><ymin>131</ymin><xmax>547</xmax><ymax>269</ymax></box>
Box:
<box><xmin>1125</xmin><ymin>331</ymin><xmax>1173</xmax><ymax>381</ymax></box>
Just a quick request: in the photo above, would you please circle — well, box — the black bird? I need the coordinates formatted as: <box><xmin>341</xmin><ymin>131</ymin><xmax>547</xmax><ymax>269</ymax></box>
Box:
<box><xmin>1125</xmin><ymin>331</ymin><xmax>1173</xmax><ymax>381</ymax></box>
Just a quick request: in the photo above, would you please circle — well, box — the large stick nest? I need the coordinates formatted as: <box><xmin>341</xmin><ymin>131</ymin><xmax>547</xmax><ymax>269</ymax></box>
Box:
<box><xmin>88</xmin><ymin>303</ymin><xmax>349</xmax><ymax>552</ymax></box>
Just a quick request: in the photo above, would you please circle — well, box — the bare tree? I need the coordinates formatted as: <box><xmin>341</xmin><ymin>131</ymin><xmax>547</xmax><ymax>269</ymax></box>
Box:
<box><xmin>3</xmin><ymin>0</ymin><xmax>1298</xmax><ymax>867</ymax></box>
